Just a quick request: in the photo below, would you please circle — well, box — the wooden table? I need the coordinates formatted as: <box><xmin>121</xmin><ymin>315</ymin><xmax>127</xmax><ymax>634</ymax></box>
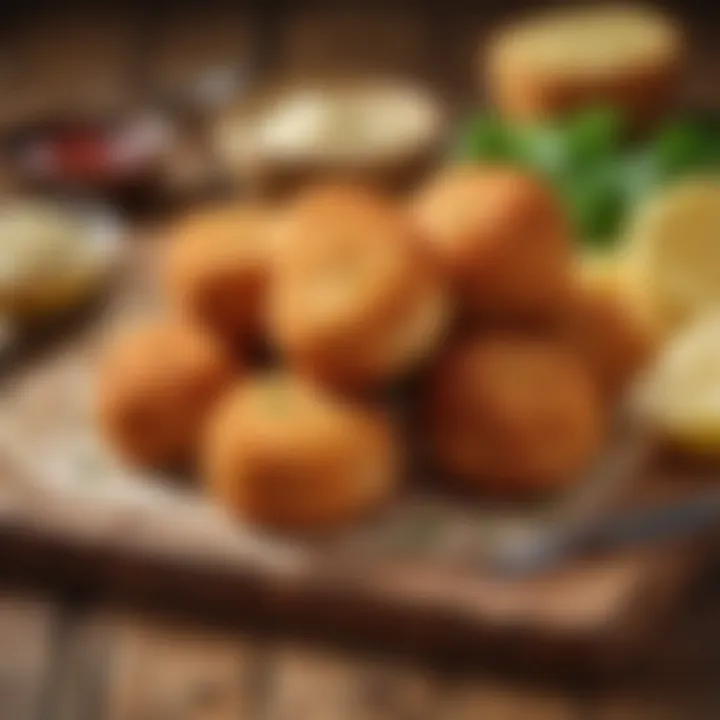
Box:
<box><xmin>0</xmin><ymin>571</ymin><xmax>719</xmax><ymax>720</ymax></box>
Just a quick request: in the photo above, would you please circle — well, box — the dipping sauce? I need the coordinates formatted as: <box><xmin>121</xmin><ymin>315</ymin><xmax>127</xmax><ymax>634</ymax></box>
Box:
<box><xmin>215</xmin><ymin>80</ymin><xmax>444</xmax><ymax>193</ymax></box>
<box><xmin>0</xmin><ymin>199</ymin><xmax>118</xmax><ymax>319</ymax></box>
<box><xmin>13</xmin><ymin>115</ymin><xmax>171</xmax><ymax>188</ymax></box>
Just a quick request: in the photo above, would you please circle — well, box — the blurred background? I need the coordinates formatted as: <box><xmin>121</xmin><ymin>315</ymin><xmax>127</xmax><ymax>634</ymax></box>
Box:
<box><xmin>0</xmin><ymin>0</ymin><xmax>717</xmax><ymax>120</ymax></box>
<box><xmin>0</xmin><ymin>0</ymin><xmax>716</xmax><ymax>209</ymax></box>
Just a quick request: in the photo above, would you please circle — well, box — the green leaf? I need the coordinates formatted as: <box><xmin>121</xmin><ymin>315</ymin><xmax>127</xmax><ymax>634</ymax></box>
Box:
<box><xmin>652</xmin><ymin>119</ymin><xmax>720</xmax><ymax>182</ymax></box>
<box><xmin>562</xmin><ymin>162</ymin><xmax>628</xmax><ymax>247</ymax></box>
<box><xmin>513</xmin><ymin>123</ymin><xmax>569</xmax><ymax>180</ymax></box>
<box><xmin>453</xmin><ymin>114</ymin><xmax>518</xmax><ymax>163</ymax></box>
<box><xmin>561</xmin><ymin>107</ymin><xmax>626</xmax><ymax>171</ymax></box>
<box><xmin>617</xmin><ymin>148</ymin><xmax>663</xmax><ymax>205</ymax></box>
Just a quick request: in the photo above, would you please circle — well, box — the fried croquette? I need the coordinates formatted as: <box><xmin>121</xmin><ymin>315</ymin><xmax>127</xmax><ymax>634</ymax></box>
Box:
<box><xmin>563</xmin><ymin>279</ymin><xmax>658</xmax><ymax>401</ymax></box>
<box><xmin>411</xmin><ymin>167</ymin><xmax>572</xmax><ymax>321</ymax></box>
<box><xmin>425</xmin><ymin>335</ymin><xmax>604</xmax><ymax>494</ymax></box>
<box><xmin>269</xmin><ymin>185</ymin><xmax>449</xmax><ymax>387</ymax></box>
<box><xmin>203</xmin><ymin>373</ymin><xmax>399</xmax><ymax>530</ymax></box>
<box><xmin>485</xmin><ymin>5</ymin><xmax>683</xmax><ymax>125</ymax></box>
<box><xmin>97</xmin><ymin>320</ymin><xmax>235</xmax><ymax>468</ymax></box>
<box><xmin>164</xmin><ymin>205</ymin><xmax>272</xmax><ymax>341</ymax></box>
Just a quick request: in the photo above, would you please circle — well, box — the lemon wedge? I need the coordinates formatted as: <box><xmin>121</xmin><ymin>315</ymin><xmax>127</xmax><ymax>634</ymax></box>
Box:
<box><xmin>635</xmin><ymin>311</ymin><xmax>720</xmax><ymax>456</ymax></box>
<box><xmin>624</xmin><ymin>178</ymin><xmax>720</xmax><ymax>332</ymax></box>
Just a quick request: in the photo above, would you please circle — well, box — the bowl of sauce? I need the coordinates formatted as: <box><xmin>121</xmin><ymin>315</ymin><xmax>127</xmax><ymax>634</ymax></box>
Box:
<box><xmin>5</xmin><ymin>113</ymin><xmax>174</xmax><ymax>198</ymax></box>
<box><xmin>215</xmin><ymin>78</ymin><xmax>446</xmax><ymax>198</ymax></box>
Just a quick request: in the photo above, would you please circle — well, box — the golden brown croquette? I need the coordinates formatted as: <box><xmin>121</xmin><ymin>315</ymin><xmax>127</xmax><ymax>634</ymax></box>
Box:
<box><xmin>97</xmin><ymin>319</ymin><xmax>235</xmax><ymax>468</ymax></box>
<box><xmin>562</xmin><ymin>279</ymin><xmax>658</xmax><ymax>401</ymax></box>
<box><xmin>425</xmin><ymin>334</ymin><xmax>604</xmax><ymax>494</ymax></box>
<box><xmin>411</xmin><ymin>167</ymin><xmax>572</xmax><ymax>321</ymax></box>
<box><xmin>164</xmin><ymin>205</ymin><xmax>272</xmax><ymax>342</ymax></box>
<box><xmin>269</xmin><ymin>185</ymin><xmax>449</xmax><ymax>387</ymax></box>
<box><xmin>203</xmin><ymin>372</ymin><xmax>399</xmax><ymax>530</ymax></box>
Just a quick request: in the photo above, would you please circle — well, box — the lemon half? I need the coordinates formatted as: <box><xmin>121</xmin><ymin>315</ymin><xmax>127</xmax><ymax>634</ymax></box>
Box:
<box><xmin>625</xmin><ymin>178</ymin><xmax>720</xmax><ymax>333</ymax></box>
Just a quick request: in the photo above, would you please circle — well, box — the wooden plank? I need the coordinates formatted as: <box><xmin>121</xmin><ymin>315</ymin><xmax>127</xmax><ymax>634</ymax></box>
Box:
<box><xmin>104</xmin><ymin>614</ymin><xmax>261</xmax><ymax>720</ymax></box>
<box><xmin>42</xmin><ymin>612</ymin><xmax>114</xmax><ymax>720</ymax></box>
<box><xmin>581</xmin><ymin>574</ymin><xmax>720</xmax><ymax>719</ymax></box>
<box><xmin>439</xmin><ymin>680</ymin><xmax>582</xmax><ymax>720</ymax></box>
<box><xmin>0</xmin><ymin>593</ymin><xmax>58</xmax><ymax>720</ymax></box>
<box><xmin>278</xmin><ymin>8</ymin><xmax>430</xmax><ymax>82</ymax></box>
<box><xmin>359</xmin><ymin>662</ymin><xmax>443</xmax><ymax>720</ymax></box>
<box><xmin>4</xmin><ymin>11</ymin><xmax>141</xmax><ymax>120</ymax></box>
<box><xmin>263</xmin><ymin>646</ymin><xmax>442</xmax><ymax>720</ymax></box>
<box><xmin>682</xmin><ymin>20</ymin><xmax>720</xmax><ymax>111</ymax></box>
<box><xmin>591</xmin><ymin>697</ymin><xmax>668</xmax><ymax>720</ymax></box>
<box><xmin>149</xmin><ymin>8</ymin><xmax>253</xmax><ymax>100</ymax></box>
<box><xmin>638</xmin><ymin>575</ymin><xmax>720</xmax><ymax>719</ymax></box>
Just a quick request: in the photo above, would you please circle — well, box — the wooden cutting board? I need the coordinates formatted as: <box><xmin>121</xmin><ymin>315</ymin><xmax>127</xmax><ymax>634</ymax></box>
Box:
<box><xmin>0</xmin><ymin>237</ymin><xmax>713</xmax><ymax>676</ymax></box>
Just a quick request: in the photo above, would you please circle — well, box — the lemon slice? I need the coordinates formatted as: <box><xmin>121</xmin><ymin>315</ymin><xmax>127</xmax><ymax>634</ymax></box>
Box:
<box><xmin>624</xmin><ymin>178</ymin><xmax>720</xmax><ymax>332</ymax></box>
<box><xmin>0</xmin><ymin>201</ymin><xmax>120</xmax><ymax>321</ymax></box>
<box><xmin>635</xmin><ymin>311</ymin><xmax>720</xmax><ymax>455</ymax></box>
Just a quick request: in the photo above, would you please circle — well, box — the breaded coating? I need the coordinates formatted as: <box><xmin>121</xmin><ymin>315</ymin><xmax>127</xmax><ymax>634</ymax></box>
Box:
<box><xmin>269</xmin><ymin>185</ymin><xmax>449</xmax><ymax>387</ymax></box>
<box><xmin>411</xmin><ymin>167</ymin><xmax>572</xmax><ymax>320</ymax></box>
<box><xmin>97</xmin><ymin>319</ymin><xmax>234</xmax><ymax>468</ymax></box>
<box><xmin>164</xmin><ymin>204</ymin><xmax>272</xmax><ymax>342</ymax></box>
<box><xmin>203</xmin><ymin>372</ymin><xmax>399</xmax><ymax>530</ymax></box>
<box><xmin>563</xmin><ymin>278</ymin><xmax>658</xmax><ymax>401</ymax></box>
<box><xmin>425</xmin><ymin>334</ymin><xmax>604</xmax><ymax>494</ymax></box>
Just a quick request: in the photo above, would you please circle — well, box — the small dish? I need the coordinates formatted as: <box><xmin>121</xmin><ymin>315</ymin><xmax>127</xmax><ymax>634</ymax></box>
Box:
<box><xmin>0</xmin><ymin>198</ymin><xmax>123</xmax><ymax>354</ymax></box>
<box><xmin>4</xmin><ymin>112</ymin><xmax>174</xmax><ymax>198</ymax></box>
<box><xmin>214</xmin><ymin>78</ymin><xmax>447</xmax><ymax>197</ymax></box>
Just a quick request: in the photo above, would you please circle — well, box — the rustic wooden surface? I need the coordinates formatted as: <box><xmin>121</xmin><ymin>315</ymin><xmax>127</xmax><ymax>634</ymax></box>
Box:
<box><xmin>0</xmin><ymin>233</ymin><xmax>710</xmax><ymax>676</ymax></box>
<box><xmin>1</xmin><ymin>576</ymin><xmax>720</xmax><ymax>720</ymax></box>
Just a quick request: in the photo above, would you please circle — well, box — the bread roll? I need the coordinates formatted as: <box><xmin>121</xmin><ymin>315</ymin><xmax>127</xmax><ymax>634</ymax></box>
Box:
<box><xmin>486</xmin><ymin>5</ymin><xmax>683</xmax><ymax>124</ymax></box>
